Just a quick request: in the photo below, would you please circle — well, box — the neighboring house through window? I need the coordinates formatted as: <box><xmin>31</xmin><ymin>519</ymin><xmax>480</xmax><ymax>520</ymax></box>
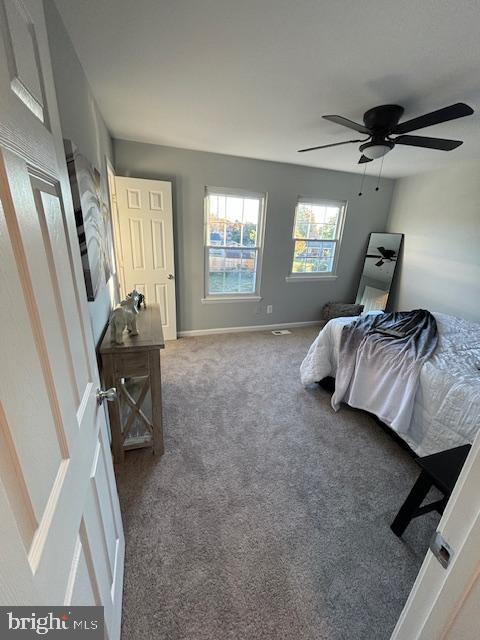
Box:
<box><xmin>203</xmin><ymin>187</ymin><xmax>266</xmax><ymax>300</ymax></box>
<box><xmin>288</xmin><ymin>197</ymin><xmax>346</xmax><ymax>280</ymax></box>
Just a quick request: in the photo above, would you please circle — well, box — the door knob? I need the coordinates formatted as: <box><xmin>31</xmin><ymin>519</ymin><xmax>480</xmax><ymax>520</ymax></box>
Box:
<box><xmin>168</xmin><ymin>273</ymin><xmax>175</xmax><ymax>280</ymax></box>
<box><xmin>96</xmin><ymin>387</ymin><xmax>117</xmax><ymax>405</ymax></box>
<box><xmin>430</xmin><ymin>531</ymin><xmax>454</xmax><ymax>569</ymax></box>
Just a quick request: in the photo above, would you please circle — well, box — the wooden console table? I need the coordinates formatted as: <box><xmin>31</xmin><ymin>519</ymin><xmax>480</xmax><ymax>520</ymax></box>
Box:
<box><xmin>99</xmin><ymin>304</ymin><xmax>165</xmax><ymax>463</ymax></box>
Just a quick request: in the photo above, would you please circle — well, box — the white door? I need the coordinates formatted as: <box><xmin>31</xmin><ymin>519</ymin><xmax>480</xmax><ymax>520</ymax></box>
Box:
<box><xmin>0</xmin><ymin>1</ymin><xmax>124</xmax><ymax>637</ymax></box>
<box><xmin>391</xmin><ymin>432</ymin><xmax>480</xmax><ymax>639</ymax></box>
<box><xmin>115</xmin><ymin>176</ymin><xmax>177</xmax><ymax>340</ymax></box>
<box><xmin>106</xmin><ymin>161</ymin><xmax>122</xmax><ymax>302</ymax></box>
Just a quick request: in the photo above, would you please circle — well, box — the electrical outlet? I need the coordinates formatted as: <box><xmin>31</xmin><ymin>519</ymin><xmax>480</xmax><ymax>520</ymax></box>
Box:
<box><xmin>267</xmin><ymin>305</ymin><xmax>273</xmax><ymax>314</ymax></box>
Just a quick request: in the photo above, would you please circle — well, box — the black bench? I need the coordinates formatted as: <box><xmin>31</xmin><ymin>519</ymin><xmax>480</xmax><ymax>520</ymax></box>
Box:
<box><xmin>391</xmin><ymin>444</ymin><xmax>471</xmax><ymax>537</ymax></box>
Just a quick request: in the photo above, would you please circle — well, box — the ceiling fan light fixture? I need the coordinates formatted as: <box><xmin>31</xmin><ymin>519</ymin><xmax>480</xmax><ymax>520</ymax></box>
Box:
<box><xmin>360</xmin><ymin>140</ymin><xmax>394</xmax><ymax>160</ymax></box>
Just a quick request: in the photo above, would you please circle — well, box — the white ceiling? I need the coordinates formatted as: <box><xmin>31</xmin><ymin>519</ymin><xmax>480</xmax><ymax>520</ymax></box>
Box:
<box><xmin>54</xmin><ymin>0</ymin><xmax>480</xmax><ymax>178</ymax></box>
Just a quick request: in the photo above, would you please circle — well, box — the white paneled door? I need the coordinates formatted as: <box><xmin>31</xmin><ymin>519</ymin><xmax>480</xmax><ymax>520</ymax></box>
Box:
<box><xmin>0</xmin><ymin>1</ymin><xmax>124</xmax><ymax>637</ymax></box>
<box><xmin>115</xmin><ymin>177</ymin><xmax>177</xmax><ymax>340</ymax></box>
<box><xmin>391</xmin><ymin>433</ymin><xmax>480</xmax><ymax>640</ymax></box>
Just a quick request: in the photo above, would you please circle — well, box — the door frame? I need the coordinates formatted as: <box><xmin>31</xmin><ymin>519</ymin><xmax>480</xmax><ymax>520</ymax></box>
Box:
<box><xmin>106</xmin><ymin>158</ymin><xmax>125</xmax><ymax>299</ymax></box>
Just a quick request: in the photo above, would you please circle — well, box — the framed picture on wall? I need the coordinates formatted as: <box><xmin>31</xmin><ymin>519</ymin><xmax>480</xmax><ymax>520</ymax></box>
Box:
<box><xmin>64</xmin><ymin>139</ymin><xmax>113</xmax><ymax>300</ymax></box>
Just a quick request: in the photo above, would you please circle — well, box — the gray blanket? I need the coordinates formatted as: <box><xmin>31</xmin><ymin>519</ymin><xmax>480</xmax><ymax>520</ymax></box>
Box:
<box><xmin>332</xmin><ymin>310</ymin><xmax>439</xmax><ymax>432</ymax></box>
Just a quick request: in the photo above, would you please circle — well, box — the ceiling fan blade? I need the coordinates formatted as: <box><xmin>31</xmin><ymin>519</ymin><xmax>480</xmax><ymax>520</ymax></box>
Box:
<box><xmin>393</xmin><ymin>103</ymin><xmax>473</xmax><ymax>134</ymax></box>
<box><xmin>298</xmin><ymin>139</ymin><xmax>364</xmax><ymax>153</ymax></box>
<box><xmin>358</xmin><ymin>155</ymin><xmax>372</xmax><ymax>164</ymax></box>
<box><xmin>394</xmin><ymin>135</ymin><xmax>463</xmax><ymax>151</ymax></box>
<box><xmin>377</xmin><ymin>247</ymin><xmax>396</xmax><ymax>259</ymax></box>
<box><xmin>323</xmin><ymin>115</ymin><xmax>369</xmax><ymax>134</ymax></box>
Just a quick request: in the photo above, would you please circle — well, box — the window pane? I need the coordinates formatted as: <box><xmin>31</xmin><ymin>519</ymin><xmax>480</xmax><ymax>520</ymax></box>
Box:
<box><xmin>225</xmin><ymin>196</ymin><xmax>243</xmax><ymax>222</ymax></box>
<box><xmin>218</xmin><ymin>195</ymin><xmax>226</xmax><ymax>218</ymax></box>
<box><xmin>208</xmin><ymin>248</ymin><xmax>257</xmax><ymax>294</ymax></box>
<box><xmin>242</xmin><ymin>221</ymin><xmax>257</xmax><ymax>246</ymax></box>
<box><xmin>296</xmin><ymin>203</ymin><xmax>328</xmax><ymax>224</ymax></box>
<box><xmin>243</xmin><ymin>198</ymin><xmax>259</xmax><ymax>224</ymax></box>
<box><xmin>325</xmin><ymin>206</ymin><xmax>339</xmax><ymax>236</ymax></box>
<box><xmin>294</xmin><ymin>203</ymin><xmax>340</xmax><ymax>240</ymax></box>
<box><xmin>294</xmin><ymin>222</ymin><xmax>336</xmax><ymax>240</ymax></box>
<box><xmin>310</xmin><ymin>204</ymin><xmax>327</xmax><ymax>224</ymax></box>
<box><xmin>292</xmin><ymin>240</ymin><xmax>335</xmax><ymax>273</ymax></box>
<box><xmin>207</xmin><ymin>194</ymin><xmax>260</xmax><ymax>248</ymax></box>
<box><xmin>209</xmin><ymin>195</ymin><xmax>219</xmax><ymax>217</ymax></box>
<box><xmin>208</xmin><ymin>221</ymin><xmax>224</xmax><ymax>245</ymax></box>
<box><xmin>225</xmin><ymin>221</ymin><xmax>242</xmax><ymax>246</ymax></box>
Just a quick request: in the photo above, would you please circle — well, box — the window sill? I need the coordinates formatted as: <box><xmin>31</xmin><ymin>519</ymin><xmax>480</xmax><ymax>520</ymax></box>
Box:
<box><xmin>285</xmin><ymin>275</ymin><xmax>338</xmax><ymax>282</ymax></box>
<box><xmin>201</xmin><ymin>296</ymin><xmax>263</xmax><ymax>304</ymax></box>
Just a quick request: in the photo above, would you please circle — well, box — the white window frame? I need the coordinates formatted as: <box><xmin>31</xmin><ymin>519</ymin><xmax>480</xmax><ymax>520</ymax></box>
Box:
<box><xmin>202</xmin><ymin>186</ymin><xmax>267</xmax><ymax>302</ymax></box>
<box><xmin>286</xmin><ymin>196</ymin><xmax>347</xmax><ymax>282</ymax></box>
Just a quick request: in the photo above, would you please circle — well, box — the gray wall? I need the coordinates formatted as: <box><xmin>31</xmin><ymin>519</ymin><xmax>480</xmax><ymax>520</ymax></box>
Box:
<box><xmin>387</xmin><ymin>161</ymin><xmax>480</xmax><ymax>322</ymax></box>
<box><xmin>115</xmin><ymin>140</ymin><xmax>395</xmax><ymax>332</ymax></box>
<box><xmin>45</xmin><ymin>0</ymin><xmax>117</xmax><ymax>344</ymax></box>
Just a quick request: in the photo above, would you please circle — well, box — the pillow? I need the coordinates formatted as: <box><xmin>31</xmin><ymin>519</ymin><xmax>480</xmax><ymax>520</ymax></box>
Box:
<box><xmin>321</xmin><ymin>302</ymin><xmax>364</xmax><ymax>322</ymax></box>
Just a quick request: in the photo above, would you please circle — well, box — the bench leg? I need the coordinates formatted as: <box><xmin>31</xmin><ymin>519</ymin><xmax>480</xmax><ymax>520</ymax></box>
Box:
<box><xmin>391</xmin><ymin>471</ymin><xmax>433</xmax><ymax>537</ymax></box>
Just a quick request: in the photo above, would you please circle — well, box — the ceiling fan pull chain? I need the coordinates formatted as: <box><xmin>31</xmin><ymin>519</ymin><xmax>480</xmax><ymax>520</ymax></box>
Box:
<box><xmin>375</xmin><ymin>155</ymin><xmax>385</xmax><ymax>192</ymax></box>
<box><xmin>358</xmin><ymin>163</ymin><xmax>367</xmax><ymax>196</ymax></box>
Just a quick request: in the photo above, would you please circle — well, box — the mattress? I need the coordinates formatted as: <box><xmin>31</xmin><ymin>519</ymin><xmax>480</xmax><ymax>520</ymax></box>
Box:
<box><xmin>300</xmin><ymin>312</ymin><xmax>480</xmax><ymax>455</ymax></box>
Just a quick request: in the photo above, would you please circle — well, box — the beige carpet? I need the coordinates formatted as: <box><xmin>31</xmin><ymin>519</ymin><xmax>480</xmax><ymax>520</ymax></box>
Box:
<box><xmin>117</xmin><ymin>327</ymin><xmax>438</xmax><ymax>640</ymax></box>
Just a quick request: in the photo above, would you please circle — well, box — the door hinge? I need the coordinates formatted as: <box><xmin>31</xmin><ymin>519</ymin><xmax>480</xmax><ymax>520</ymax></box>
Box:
<box><xmin>430</xmin><ymin>531</ymin><xmax>454</xmax><ymax>569</ymax></box>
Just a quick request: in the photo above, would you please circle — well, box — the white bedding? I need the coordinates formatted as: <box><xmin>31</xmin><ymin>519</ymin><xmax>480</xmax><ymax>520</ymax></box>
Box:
<box><xmin>300</xmin><ymin>312</ymin><xmax>480</xmax><ymax>455</ymax></box>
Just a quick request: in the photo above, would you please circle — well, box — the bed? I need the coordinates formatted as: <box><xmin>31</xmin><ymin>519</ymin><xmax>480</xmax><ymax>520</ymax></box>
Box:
<box><xmin>300</xmin><ymin>312</ymin><xmax>480</xmax><ymax>456</ymax></box>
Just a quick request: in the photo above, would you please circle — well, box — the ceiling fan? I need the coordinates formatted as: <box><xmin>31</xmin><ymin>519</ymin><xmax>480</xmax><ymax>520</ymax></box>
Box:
<box><xmin>366</xmin><ymin>246</ymin><xmax>397</xmax><ymax>267</ymax></box>
<box><xmin>298</xmin><ymin>103</ymin><xmax>474</xmax><ymax>163</ymax></box>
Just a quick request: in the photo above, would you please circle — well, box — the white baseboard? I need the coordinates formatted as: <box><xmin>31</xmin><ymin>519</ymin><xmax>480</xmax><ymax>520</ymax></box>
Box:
<box><xmin>178</xmin><ymin>320</ymin><xmax>322</xmax><ymax>338</ymax></box>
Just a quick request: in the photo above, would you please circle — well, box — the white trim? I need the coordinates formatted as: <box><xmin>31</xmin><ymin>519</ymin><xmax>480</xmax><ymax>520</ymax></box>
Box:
<box><xmin>178</xmin><ymin>320</ymin><xmax>322</xmax><ymax>337</ymax></box>
<box><xmin>201</xmin><ymin>295</ymin><xmax>262</xmax><ymax>304</ymax></box>
<box><xmin>206</xmin><ymin>185</ymin><xmax>265</xmax><ymax>199</ymax></box>
<box><xmin>297</xmin><ymin>195</ymin><xmax>346</xmax><ymax>207</ymax></box>
<box><xmin>106</xmin><ymin>159</ymin><xmax>124</xmax><ymax>300</ymax></box>
<box><xmin>285</xmin><ymin>275</ymin><xmax>338</xmax><ymax>282</ymax></box>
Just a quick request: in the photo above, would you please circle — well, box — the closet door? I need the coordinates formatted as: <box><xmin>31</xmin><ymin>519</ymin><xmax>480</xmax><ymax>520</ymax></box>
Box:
<box><xmin>116</xmin><ymin>176</ymin><xmax>177</xmax><ymax>340</ymax></box>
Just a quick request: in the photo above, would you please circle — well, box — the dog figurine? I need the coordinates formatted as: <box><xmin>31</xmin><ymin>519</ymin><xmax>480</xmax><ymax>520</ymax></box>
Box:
<box><xmin>127</xmin><ymin>289</ymin><xmax>146</xmax><ymax>310</ymax></box>
<box><xmin>110</xmin><ymin>294</ymin><xmax>139</xmax><ymax>344</ymax></box>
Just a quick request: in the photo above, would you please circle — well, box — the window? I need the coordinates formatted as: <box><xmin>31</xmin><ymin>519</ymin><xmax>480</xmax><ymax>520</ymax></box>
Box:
<box><xmin>204</xmin><ymin>187</ymin><xmax>266</xmax><ymax>299</ymax></box>
<box><xmin>289</xmin><ymin>197</ymin><xmax>346</xmax><ymax>279</ymax></box>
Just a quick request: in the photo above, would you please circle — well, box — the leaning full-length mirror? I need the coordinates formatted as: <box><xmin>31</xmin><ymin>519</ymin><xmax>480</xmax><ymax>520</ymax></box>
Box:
<box><xmin>355</xmin><ymin>233</ymin><xmax>403</xmax><ymax>312</ymax></box>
